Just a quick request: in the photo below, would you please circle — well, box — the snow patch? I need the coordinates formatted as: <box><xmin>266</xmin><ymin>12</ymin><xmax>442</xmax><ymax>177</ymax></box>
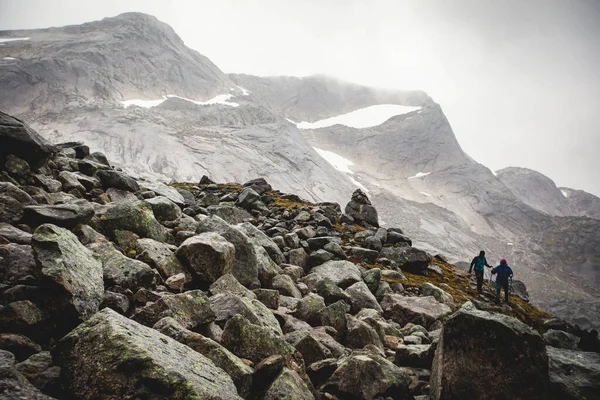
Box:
<box><xmin>492</xmin><ymin>170</ymin><xmax>498</xmax><ymax>176</ymax></box>
<box><xmin>408</xmin><ymin>172</ymin><xmax>431</xmax><ymax>180</ymax></box>
<box><xmin>313</xmin><ymin>147</ymin><xmax>369</xmax><ymax>193</ymax></box>
<box><xmin>121</xmin><ymin>93</ymin><xmax>239</xmax><ymax>109</ymax></box>
<box><xmin>2</xmin><ymin>57</ymin><xmax>16</xmax><ymax>60</ymax></box>
<box><xmin>349</xmin><ymin>176</ymin><xmax>369</xmax><ymax>193</ymax></box>
<box><xmin>237</xmin><ymin>86</ymin><xmax>250</xmax><ymax>96</ymax></box>
<box><xmin>507</xmin><ymin>242</ymin><xmax>514</xmax><ymax>246</ymax></box>
<box><xmin>0</xmin><ymin>37</ymin><xmax>30</xmax><ymax>43</ymax></box>
<box><xmin>296</xmin><ymin>104</ymin><xmax>421</xmax><ymax>130</ymax></box>
<box><xmin>561</xmin><ymin>189</ymin><xmax>570</xmax><ymax>198</ymax></box>
<box><xmin>286</xmin><ymin>118</ymin><xmax>297</xmax><ymax>125</ymax></box>
<box><xmin>420</xmin><ymin>191</ymin><xmax>432</xmax><ymax>197</ymax></box>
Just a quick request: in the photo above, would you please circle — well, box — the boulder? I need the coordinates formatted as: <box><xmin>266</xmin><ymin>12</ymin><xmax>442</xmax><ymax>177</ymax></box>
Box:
<box><xmin>153</xmin><ymin>317</ymin><xmax>253</xmax><ymax>398</ymax></box>
<box><xmin>253</xmin><ymin>288</ymin><xmax>280</xmax><ymax>309</ymax></box>
<box><xmin>0</xmin><ymin>333</ymin><xmax>41</xmax><ymax>362</ymax></box>
<box><xmin>271</xmin><ymin>274</ymin><xmax>303</xmax><ymax>299</ymax></box>
<box><xmin>0</xmin><ymin>223</ymin><xmax>32</xmax><ymax>244</ymax></box>
<box><xmin>285</xmin><ymin>330</ymin><xmax>332</xmax><ymax>366</ymax></box>
<box><xmin>136</xmin><ymin>238</ymin><xmax>189</xmax><ymax>282</ymax></box>
<box><xmin>344</xmin><ymin>246</ymin><xmax>380</xmax><ymax>264</ymax></box>
<box><xmin>322</xmin><ymin>351</ymin><xmax>410</xmax><ymax>400</ymax></box>
<box><xmin>380</xmin><ymin>246</ymin><xmax>432</xmax><ymax>272</ymax></box>
<box><xmin>286</xmin><ymin>248</ymin><xmax>310</xmax><ymax>271</ymax></box>
<box><xmin>310</xmin><ymin>261</ymin><xmax>362</xmax><ymax>289</ymax></box>
<box><xmin>0</xmin><ymin>111</ymin><xmax>53</xmax><ymax>167</ymax></box>
<box><xmin>33</xmin><ymin>174</ymin><xmax>62</xmax><ymax>193</ymax></box>
<box><xmin>236</xmin><ymin>187</ymin><xmax>266</xmax><ymax>211</ymax></box>
<box><xmin>221</xmin><ymin>314</ymin><xmax>297</xmax><ymax>364</ymax></box>
<box><xmin>57</xmin><ymin>171</ymin><xmax>86</xmax><ymax>193</ymax></box>
<box><xmin>96</xmin><ymin>170</ymin><xmax>139</xmax><ymax>192</ymax></box>
<box><xmin>54</xmin><ymin>308</ymin><xmax>241</xmax><ymax>399</ymax></box>
<box><xmin>32</xmin><ymin>224</ymin><xmax>103</xmax><ymax>323</ymax></box>
<box><xmin>99</xmin><ymin>201</ymin><xmax>174</xmax><ymax>244</ymax></box>
<box><xmin>144</xmin><ymin>196</ymin><xmax>182</xmax><ymax>222</ymax></box>
<box><xmin>243</xmin><ymin>177</ymin><xmax>272</xmax><ymax>195</ymax></box>
<box><xmin>386</xmin><ymin>231</ymin><xmax>412</xmax><ymax>246</ymax></box>
<box><xmin>395</xmin><ymin>344</ymin><xmax>435</xmax><ymax>368</ymax></box>
<box><xmin>106</xmin><ymin>188</ymin><xmax>138</xmax><ymax>203</ymax></box>
<box><xmin>547</xmin><ymin>346</ymin><xmax>600</xmax><ymax>400</ymax></box>
<box><xmin>344</xmin><ymin>189</ymin><xmax>379</xmax><ymax>228</ymax></box>
<box><xmin>430</xmin><ymin>302</ymin><xmax>551</xmax><ymax>400</ymax></box>
<box><xmin>210</xmin><ymin>274</ymin><xmax>257</xmax><ymax>299</ymax></box>
<box><xmin>382</xmin><ymin>294</ymin><xmax>452</xmax><ymax>329</ymax></box>
<box><xmin>294</xmin><ymin>293</ymin><xmax>326</xmax><ymax>326</ymax></box>
<box><xmin>176</xmin><ymin>233</ymin><xmax>235</xmax><ymax>284</ymax></box>
<box><xmin>22</xmin><ymin>200</ymin><xmax>95</xmax><ymax>229</ymax></box>
<box><xmin>264</xmin><ymin>368</ymin><xmax>315</xmax><ymax>400</ymax></box>
<box><xmin>346</xmin><ymin>315</ymin><xmax>384</xmax><ymax>351</ymax></box>
<box><xmin>0</xmin><ymin>349</ymin><xmax>55</xmax><ymax>399</ymax></box>
<box><xmin>510</xmin><ymin>279</ymin><xmax>530</xmax><ymax>302</ymax></box>
<box><xmin>345</xmin><ymin>281</ymin><xmax>383</xmax><ymax>313</ymax></box>
<box><xmin>0</xmin><ymin>243</ymin><xmax>36</xmax><ymax>283</ymax></box>
<box><xmin>132</xmin><ymin>290</ymin><xmax>214</xmax><ymax>329</ymax></box>
<box><xmin>236</xmin><ymin>222</ymin><xmax>285</xmax><ymax>264</ymax></box>
<box><xmin>543</xmin><ymin>330</ymin><xmax>581</xmax><ymax>351</ymax></box>
<box><xmin>140</xmin><ymin>182</ymin><xmax>185</xmax><ymax>206</ymax></box>
<box><xmin>206</xmin><ymin>205</ymin><xmax>252</xmax><ymax>224</ymax></box>
<box><xmin>15</xmin><ymin>350</ymin><xmax>59</xmax><ymax>395</ymax></box>
<box><xmin>0</xmin><ymin>182</ymin><xmax>37</xmax><ymax>223</ymax></box>
<box><xmin>0</xmin><ymin>300</ymin><xmax>45</xmax><ymax>333</ymax></box>
<box><xmin>100</xmin><ymin>291</ymin><xmax>130</xmax><ymax>315</ymax></box>
<box><xmin>209</xmin><ymin>291</ymin><xmax>282</xmax><ymax>335</ymax></box>
<box><xmin>421</xmin><ymin>282</ymin><xmax>454</xmax><ymax>305</ymax></box>
<box><xmin>319</xmin><ymin>300</ymin><xmax>350</xmax><ymax>335</ymax></box>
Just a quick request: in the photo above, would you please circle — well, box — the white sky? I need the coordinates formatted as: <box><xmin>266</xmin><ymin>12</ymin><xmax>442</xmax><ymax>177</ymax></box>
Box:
<box><xmin>1</xmin><ymin>0</ymin><xmax>599</xmax><ymax>196</ymax></box>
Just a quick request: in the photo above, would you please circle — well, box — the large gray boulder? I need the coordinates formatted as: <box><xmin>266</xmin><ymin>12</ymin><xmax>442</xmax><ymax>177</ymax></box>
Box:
<box><xmin>309</xmin><ymin>260</ymin><xmax>362</xmax><ymax>289</ymax></box>
<box><xmin>547</xmin><ymin>346</ymin><xmax>600</xmax><ymax>400</ymax></box>
<box><xmin>0</xmin><ymin>111</ymin><xmax>53</xmax><ymax>167</ymax></box>
<box><xmin>264</xmin><ymin>368</ymin><xmax>315</xmax><ymax>400</ymax></box>
<box><xmin>382</xmin><ymin>294</ymin><xmax>451</xmax><ymax>329</ymax></box>
<box><xmin>380</xmin><ymin>246</ymin><xmax>432</xmax><ymax>272</ymax></box>
<box><xmin>132</xmin><ymin>290</ymin><xmax>214</xmax><ymax>329</ymax></box>
<box><xmin>322</xmin><ymin>351</ymin><xmax>410</xmax><ymax>400</ymax></box>
<box><xmin>395</xmin><ymin>344</ymin><xmax>435</xmax><ymax>368</ymax></box>
<box><xmin>136</xmin><ymin>238</ymin><xmax>189</xmax><ymax>282</ymax></box>
<box><xmin>23</xmin><ymin>200</ymin><xmax>95</xmax><ymax>229</ymax></box>
<box><xmin>32</xmin><ymin>224</ymin><xmax>103</xmax><ymax>322</ymax></box>
<box><xmin>543</xmin><ymin>329</ymin><xmax>581</xmax><ymax>350</ymax></box>
<box><xmin>144</xmin><ymin>195</ymin><xmax>182</xmax><ymax>222</ymax></box>
<box><xmin>96</xmin><ymin>170</ymin><xmax>140</xmax><ymax>192</ymax></box>
<box><xmin>236</xmin><ymin>222</ymin><xmax>285</xmax><ymax>265</ymax></box>
<box><xmin>0</xmin><ymin>349</ymin><xmax>55</xmax><ymax>399</ymax></box>
<box><xmin>99</xmin><ymin>200</ymin><xmax>174</xmax><ymax>244</ymax></box>
<box><xmin>209</xmin><ymin>291</ymin><xmax>282</xmax><ymax>335</ymax></box>
<box><xmin>54</xmin><ymin>308</ymin><xmax>241</xmax><ymax>399</ymax></box>
<box><xmin>345</xmin><ymin>281</ymin><xmax>383</xmax><ymax>313</ymax></box>
<box><xmin>176</xmin><ymin>233</ymin><xmax>235</xmax><ymax>284</ymax></box>
<box><xmin>0</xmin><ymin>182</ymin><xmax>37</xmax><ymax>223</ymax></box>
<box><xmin>430</xmin><ymin>302</ymin><xmax>551</xmax><ymax>400</ymax></box>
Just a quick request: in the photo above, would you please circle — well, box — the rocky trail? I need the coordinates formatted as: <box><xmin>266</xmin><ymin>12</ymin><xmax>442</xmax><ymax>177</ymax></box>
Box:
<box><xmin>1</xmin><ymin>110</ymin><xmax>599</xmax><ymax>399</ymax></box>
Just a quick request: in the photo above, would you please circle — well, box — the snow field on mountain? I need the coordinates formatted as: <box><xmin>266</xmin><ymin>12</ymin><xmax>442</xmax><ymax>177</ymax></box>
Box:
<box><xmin>408</xmin><ymin>172</ymin><xmax>431</xmax><ymax>179</ymax></box>
<box><xmin>120</xmin><ymin>93</ymin><xmax>241</xmax><ymax>108</ymax></box>
<box><xmin>0</xmin><ymin>37</ymin><xmax>30</xmax><ymax>43</ymax></box>
<box><xmin>293</xmin><ymin>104</ymin><xmax>420</xmax><ymax>129</ymax></box>
<box><xmin>313</xmin><ymin>147</ymin><xmax>369</xmax><ymax>192</ymax></box>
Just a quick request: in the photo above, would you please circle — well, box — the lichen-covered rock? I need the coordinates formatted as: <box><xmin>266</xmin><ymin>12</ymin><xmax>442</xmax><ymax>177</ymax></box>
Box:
<box><xmin>380</xmin><ymin>246</ymin><xmax>432</xmax><ymax>272</ymax></box>
<box><xmin>271</xmin><ymin>274</ymin><xmax>302</xmax><ymax>299</ymax></box>
<box><xmin>0</xmin><ymin>223</ymin><xmax>32</xmax><ymax>244</ymax></box>
<box><xmin>14</xmin><ymin>350</ymin><xmax>59</xmax><ymax>395</ymax></box>
<box><xmin>395</xmin><ymin>344</ymin><xmax>435</xmax><ymax>368</ymax></box>
<box><xmin>99</xmin><ymin>201</ymin><xmax>174</xmax><ymax>244</ymax></box>
<box><xmin>310</xmin><ymin>261</ymin><xmax>362</xmax><ymax>289</ymax></box>
<box><xmin>0</xmin><ymin>333</ymin><xmax>41</xmax><ymax>362</ymax></box>
<box><xmin>23</xmin><ymin>200</ymin><xmax>95</xmax><ymax>229</ymax></box>
<box><xmin>543</xmin><ymin>329</ymin><xmax>580</xmax><ymax>350</ymax></box>
<box><xmin>0</xmin><ymin>349</ymin><xmax>55</xmax><ymax>399</ymax></box>
<box><xmin>176</xmin><ymin>233</ymin><xmax>235</xmax><ymax>284</ymax></box>
<box><xmin>0</xmin><ymin>243</ymin><xmax>36</xmax><ymax>283</ymax></box>
<box><xmin>96</xmin><ymin>170</ymin><xmax>140</xmax><ymax>192</ymax></box>
<box><xmin>294</xmin><ymin>293</ymin><xmax>326</xmax><ymax>326</ymax></box>
<box><xmin>286</xmin><ymin>248</ymin><xmax>310</xmax><ymax>271</ymax></box>
<box><xmin>206</xmin><ymin>205</ymin><xmax>252</xmax><ymax>224</ymax></box>
<box><xmin>54</xmin><ymin>308</ymin><xmax>241</xmax><ymax>400</ymax></box>
<box><xmin>0</xmin><ymin>182</ymin><xmax>37</xmax><ymax>223</ymax></box>
<box><xmin>236</xmin><ymin>222</ymin><xmax>285</xmax><ymax>265</ymax></box>
<box><xmin>210</xmin><ymin>291</ymin><xmax>282</xmax><ymax>335</ymax></box>
<box><xmin>0</xmin><ymin>111</ymin><xmax>53</xmax><ymax>167</ymax></box>
<box><xmin>221</xmin><ymin>314</ymin><xmax>297</xmax><ymax>364</ymax></box>
<box><xmin>285</xmin><ymin>330</ymin><xmax>332</xmax><ymax>366</ymax></box>
<box><xmin>144</xmin><ymin>196</ymin><xmax>182</xmax><ymax>222</ymax></box>
<box><xmin>132</xmin><ymin>290</ymin><xmax>214</xmax><ymax>329</ymax></box>
<box><xmin>319</xmin><ymin>300</ymin><xmax>350</xmax><ymax>336</ymax></box>
<box><xmin>32</xmin><ymin>224</ymin><xmax>103</xmax><ymax>322</ymax></box>
<box><xmin>382</xmin><ymin>294</ymin><xmax>451</xmax><ymax>329</ymax></box>
<box><xmin>346</xmin><ymin>315</ymin><xmax>384</xmax><ymax>351</ymax></box>
<box><xmin>153</xmin><ymin>317</ymin><xmax>253</xmax><ymax>398</ymax></box>
<box><xmin>210</xmin><ymin>274</ymin><xmax>257</xmax><ymax>299</ymax></box>
<box><xmin>345</xmin><ymin>281</ymin><xmax>383</xmax><ymax>313</ymax></box>
<box><xmin>264</xmin><ymin>368</ymin><xmax>315</xmax><ymax>400</ymax></box>
<box><xmin>136</xmin><ymin>238</ymin><xmax>189</xmax><ymax>282</ymax></box>
<box><xmin>547</xmin><ymin>346</ymin><xmax>600</xmax><ymax>400</ymax></box>
<box><xmin>253</xmin><ymin>288</ymin><xmax>280</xmax><ymax>309</ymax></box>
<box><xmin>421</xmin><ymin>282</ymin><xmax>454</xmax><ymax>305</ymax></box>
<box><xmin>430</xmin><ymin>302</ymin><xmax>551</xmax><ymax>400</ymax></box>
<box><xmin>0</xmin><ymin>300</ymin><xmax>44</xmax><ymax>333</ymax></box>
<box><xmin>322</xmin><ymin>351</ymin><xmax>410</xmax><ymax>400</ymax></box>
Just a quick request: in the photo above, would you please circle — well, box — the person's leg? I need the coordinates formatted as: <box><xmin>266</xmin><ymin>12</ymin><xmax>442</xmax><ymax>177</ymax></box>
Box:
<box><xmin>495</xmin><ymin>283</ymin><xmax>501</xmax><ymax>303</ymax></box>
<box><xmin>504</xmin><ymin>282</ymin><xmax>510</xmax><ymax>303</ymax></box>
<box><xmin>476</xmin><ymin>271</ymin><xmax>483</xmax><ymax>293</ymax></box>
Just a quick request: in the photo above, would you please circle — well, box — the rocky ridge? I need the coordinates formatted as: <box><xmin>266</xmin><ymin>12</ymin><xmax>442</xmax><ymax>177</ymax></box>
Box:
<box><xmin>2</xmin><ymin>111</ymin><xmax>600</xmax><ymax>399</ymax></box>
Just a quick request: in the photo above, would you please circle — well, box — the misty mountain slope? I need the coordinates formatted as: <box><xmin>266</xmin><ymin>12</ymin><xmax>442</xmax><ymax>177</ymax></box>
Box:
<box><xmin>560</xmin><ymin>187</ymin><xmax>600</xmax><ymax>220</ymax></box>
<box><xmin>496</xmin><ymin>167</ymin><xmax>574</xmax><ymax>216</ymax></box>
<box><xmin>0</xmin><ymin>12</ymin><xmax>230</xmax><ymax>115</ymax></box>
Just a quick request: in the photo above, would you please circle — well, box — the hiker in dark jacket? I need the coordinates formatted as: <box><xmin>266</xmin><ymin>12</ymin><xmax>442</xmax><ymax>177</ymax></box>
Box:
<box><xmin>492</xmin><ymin>258</ymin><xmax>514</xmax><ymax>304</ymax></box>
<box><xmin>469</xmin><ymin>250</ymin><xmax>492</xmax><ymax>294</ymax></box>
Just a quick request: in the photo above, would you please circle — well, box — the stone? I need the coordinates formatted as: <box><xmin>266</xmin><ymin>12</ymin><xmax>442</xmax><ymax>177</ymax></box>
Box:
<box><xmin>402</xmin><ymin>335</ymin><xmax>423</xmax><ymax>345</ymax></box>
<box><xmin>96</xmin><ymin>170</ymin><xmax>140</xmax><ymax>192</ymax></box>
<box><xmin>286</xmin><ymin>248</ymin><xmax>310</xmax><ymax>271</ymax></box>
<box><xmin>33</xmin><ymin>174</ymin><xmax>62</xmax><ymax>193</ymax></box>
<box><xmin>15</xmin><ymin>351</ymin><xmax>59</xmax><ymax>394</ymax></box>
<box><xmin>145</xmin><ymin>196</ymin><xmax>182</xmax><ymax>222</ymax></box>
<box><xmin>165</xmin><ymin>273</ymin><xmax>187</xmax><ymax>292</ymax></box>
<box><xmin>141</xmin><ymin>182</ymin><xmax>185</xmax><ymax>206</ymax></box>
<box><xmin>294</xmin><ymin>293</ymin><xmax>326</xmax><ymax>326</ymax></box>
<box><xmin>319</xmin><ymin>300</ymin><xmax>350</xmax><ymax>336</ymax></box>
<box><xmin>54</xmin><ymin>308</ymin><xmax>241</xmax><ymax>399</ymax></box>
<box><xmin>310</xmin><ymin>261</ymin><xmax>362</xmax><ymax>289</ymax></box>
<box><xmin>0</xmin><ymin>300</ymin><xmax>44</xmax><ymax>333</ymax></box>
<box><xmin>55</xmin><ymin>142</ymin><xmax>89</xmax><ymax>159</ymax></box>
<box><xmin>106</xmin><ymin>187</ymin><xmax>138</xmax><ymax>203</ymax></box>
<box><xmin>132</xmin><ymin>290</ymin><xmax>214</xmax><ymax>329</ymax></box>
<box><xmin>346</xmin><ymin>315</ymin><xmax>384</xmax><ymax>350</ymax></box>
<box><xmin>547</xmin><ymin>346</ymin><xmax>600</xmax><ymax>400</ymax></box>
<box><xmin>0</xmin><ymin>223</ymin><xmax>32</xmax><ymax>244</ymax></box>
<box><xmin>0</xmin><ymin>333</ymin><xmax>41</xmax><ymax>362</ymax></box>
<box><xmin>22</xmin><ymin>200</ymin><xmax>95</xmax><ymax>229</ymax></box>
<box><xmin>176</xmin><ymin>232</ymin><xmax>235</xmax><ymax>284</ymax></box>
<box><xmin>236</xmin><ymin>222</ymin><xmax>285</xmax><ymax>265</ymax></box>
<box><xmin>0</xmin><ymin>349</ymin><xmax>54</xmax><ymax>399</ymax></box>
<box><xmin>99</xmin><ymin>200</ymin><xmax>174</xmax><ymax>244</ymax></box>
<box><xmin>271</xmin><ymin>274</ymin><xmax>303</xmax><ymax>299</ymax></box>
<box><xmin>284</xmin><ymin>232</ymin><xmax>301</xmax><ymax>249</ymax></box>
<box><xmin>264</xmin><ymin>368</ymin><xmax>315</xmax><ymax>400</ymax></box>
<box><xmin>430</xmin><ymin>302</ymin><xmax>551</xmax><ymax>400</ymax></box>
<box><xmin>57</xmin><ymin>171</ymin><xmax>86</xmax><ymax>193</ymax></box>
<box><xmin>209</xmin><ymin>291</ymin><xmax>282</xmax><ymax>335</ymax></box>
<box><xmin>153</xmin><ymin>317</ymin><xmax>253</xmax><ymax>398</ymax></box>
<box><xmin>0</xmin><ymin>111</ymin><xmax>53</xmax><ymax>167</ymax></box>
<box><xmin>285</xmin><ymin>330</ymin><xmax>332</xmax><ymax>366</ymax></box>
<box><xmin>344</xmin><ymin>246</ymin><xmax>380</xmax><ymax>264</ymax></box>
<box><xmin>322</xmin><ymin>351</ymin><xmax>410</xmax><ymax>400</ymax></box>
<box><xmin>0</xmin><ymin>243</ymin><xmax>36</xmax><ymax>283</ymax></box>
<box><xmin>32</xmin><ymin>224</ymin><xmax>103</xmax><ymax>323</ymax></box>
<box><xmin>207</xmin><ymin>205</ymin><xmax>252</xmax><ymax>224</ymax></box>
<box><xmin>543</xmin><ymin>329</ymin><xmax>581</xmax><ymax>350</ymax></box>
<box><xmin>243</xmin><ymin>177</ymin><xmax>272</xmax><ymax>195</ymax></box>
<box><xmin>344</xmin><ymin>189</ymin><xmax>379</xmax><ymax>228</ymax></box>
<box><xmin>136</xmin><ymin>238</ymin><xmax>189</xmax><ymax>282</ymax></box>
<box><xmin>363</xmin><ymin>268</ymin><xmax>381</xmax><ymax>293</ymax></box>
<box><xmin>236</xmin><ymin>187</ymin><xmax>266</xmax><ymax>211</ymax></box>
<box><xmin>221</xmin><ymin>314</ymin><xmax>297</xmax><ymax>364</ymax></box>
<box><xmin>309</xmin><ymin>249</ymin><xmax>335</xmax><ymax>267</ymax></box>
<box><xmin>210</xmin><ymin>274</ymin><xmax>257</xmax><ymax>299</ymax></box>
<box><xmin>294</xmin><ymin>226</ymin><xmax>316</xmax><ymax>240</ymax></box>
<box><xmin>395</xmin><ymin>344</ymin><xmax>435</xmax><ymax>368</ymax></box>
<box><xmin>386</xmin><ymin>231</ymin><xmax>412</xmax><ymax>246</ymax></box>
<box><xmin>99</xmin><ymin>291</ymin><xmax>130</xmax><ymax>315</ymax></box>
<box><xmin>421</xmin><ymin>282</ymin><xmax>454</xmax><ymax>304</ymax></box>
<box><xmin>253</xmin><ymin>288</ymin><xmax>280</xmax><ymax>309</ymax></box>
<box><xmin>382</xmin><ymin>294</ymin><xmax>452</xmax><ymax>329</ymax></box>
<box><xmin>510</xmin><ymin>279</ymin><xmax>530</xmax><ymax>302</ymax></box>
<box><xmin>282</xmin><ymin>265</ymin><xmax>305</xmax><ymax>282</ymax></box>
<box><xmin>0</xmin><ymin>182</ymin><xmax>37</xmax><ymax>223</ymax></box>
<box><xmin>380</xmin><ymin>246</ymin><xmax>432</xmax><ymax>272</ymax></box>
<box><xmin>345</xmin><ymin>281</ymin><xmax>383</xmax><ymax>313</ymax></box>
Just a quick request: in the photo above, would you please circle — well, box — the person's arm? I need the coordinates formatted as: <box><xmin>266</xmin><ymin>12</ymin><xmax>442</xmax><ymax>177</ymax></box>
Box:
<box><xmin>491</xmin><ymin>266</ymin><xmax>497</xmax><ymax>274</ymax></box>
<box><xmin>485</xmin><ymin>257</ymin><xmax>492</xmax><ymax>268</ymax></box>
<box><xmin>469</xmin><ymin>257</ymin><xmax>476</xmax><ymax>273</ymax></box>
<box><xmin>509</xmin><ymin>267</ymin><xmax>514</xmax><ymax>278</ymax></box>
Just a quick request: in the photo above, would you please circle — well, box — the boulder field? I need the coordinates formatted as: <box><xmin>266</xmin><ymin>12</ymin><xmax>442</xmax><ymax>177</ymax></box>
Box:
<box><xmin>1</xmin><ymin>110</ymin><xmax>599</xmax><ymax>399</ymax></box>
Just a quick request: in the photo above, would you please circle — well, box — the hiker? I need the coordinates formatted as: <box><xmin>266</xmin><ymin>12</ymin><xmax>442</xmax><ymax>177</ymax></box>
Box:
<box><xmin>469</xmin><ymin>250</ymin><xmax>492</xmax><ymax>294</ymax></box>
<box><xmin>491</xmin><ymin>258</ymin><xmax>514</xmax><ymax>304</ymax></box>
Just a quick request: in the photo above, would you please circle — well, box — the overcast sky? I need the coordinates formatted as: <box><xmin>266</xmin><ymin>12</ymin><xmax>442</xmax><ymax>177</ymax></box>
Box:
<box><xmin>1</xmin><ymin>0</ymin><xmax>599</xmax><ymax>195</ymax></box>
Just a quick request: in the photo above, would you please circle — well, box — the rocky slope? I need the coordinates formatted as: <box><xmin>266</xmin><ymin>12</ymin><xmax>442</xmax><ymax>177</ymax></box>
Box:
<box><xmin>1</xmin><ymin>12</ymin><xmax>599</xmax><ymax>331</ymax></box>
<box><xmin>3</xmin><ymin>110</ymin><xmax>600</xmax><ymax>400</ymax></box>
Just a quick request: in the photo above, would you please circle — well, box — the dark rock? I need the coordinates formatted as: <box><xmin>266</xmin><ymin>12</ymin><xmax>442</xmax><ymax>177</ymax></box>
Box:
<box><xmin>0</xmin><ymin>243</ymin><xmax>36</xmax><ymax>283</ymax></box>
<box><xmin>0</xmin><ymin>182</ymin><xmax>37</xmax><ymax>223</ymax></box>
<box><xmin>430</xmin><ymin>302</ymin><xmax>551</xmax><ymax>400</ymax></box>
<box><xmin>54</xmin><ymin>308</ymin><xmax>241</xmax><ymax>399</ymax></box>
<box><xmin>22</xmin><ymin>200</ymin><xmax>94</xmax><ymax>229</ymax></box>
<box><xmin>136</xmin><ymin>238</ymin><xmax>189</xmax><ymax>282</ymax></box>
<box><xmin>0</xmin><ymin>349</ymin><xmax>55</xmax><ymax>399</ymax></box>
<box><xmin>199</xmin><ymin>175</ymin><xmax>215</xmax><ymax>185</ymax></box>
<box><xmin>15</xmin><ymin>351</ymin><xmax>59</xmax><ymax>395</ymax></box>
<box><xmin>99</xmin><ymin>200</ymin><xmax>174</xmax><ymax>244</ymax></box>
<box><xmin>253</xmin><ymin>288</ymin><xmax>280</xmax><ymax>309</ymax></box>
<box><xmin>264</xmin><ymin>368</ymin><xmax>315</xmax><ymax>400</ymax></box>
<box><xmin>207</xmin><ymin>205</ymin><xmax>252</xmax><ymax>224</ymax></box>
<box><xmin>382</xmin><ymin>294</ymin><xmax>452</xmax><ymax>329</ymax></box>
<box><xmin>237</xmin><ymin>222</ymin><xmax>285</xmax><ymax>265</ymax></box>
<box><xmin>380</xmin><ymin>246</ymin><xmax>432</xmax><ymax>272</ymax></box>
<box><xmin>0</xmin><ymin>223</ymin><xmax>32</xmax><ymax>244</ymax></box>
<box><xmin>295</xmin><ymin>294</ymin><xmax>326</xmax><ymax>326</ymax></box>
<box><xmin>0</xmin><ymin>333</ymin><xmax>41</xmax><ymax>362</ymax></box>
<box><xmin>309</xmin><ymin>249</ymin><xmax>335</xmax><ymax>267</ymax></box>
<box><xmin>345</xmin><ymin>281</ymin><xmax>382</xmax><ymax>313</ymax></box>
<box><xmin>99</xmin><ymin>291</ymin><xmax>130</xmax><ymax>314</ymax></box>
<box><xmin>55</xmin><ymin>142</ymin><xmax>89</xmax><ymax>159</ymax></box>
<box><xmin>145</xmin><ymin>196</ymin><xmax>182</xmax><ymax>222</ymax></box>
<box><xmin>106</xmin><ymin>187</ymin><xmax>138</xmax><ymax>203</ymax></box>
<box><xmin>237</xmin><ymin>187</ymin><xmax>266</xmax><ymax>211</ymax></box>
<box><xmin>176</xmin><ymin>233</ymin><xmax>235</xmax><ymax>284</ymax></box>
<box><xmin>547</xmin><ymin>346</ymin><xmax>600</xmax><ymax>400</ymax></box>
<box><xmin>0</xmin><ymin>111</ymin><xmax>53</xmax><ymax>167</ymax></box>
<box><xmin>344</xmin><ymin>246</ymin><xmax>380</xmax><ymax>264</ymax></box>
<box><xmin>132</xmin><ymin>290</ymin><xmax>214</xmax><ymax>329</ymax></box>
<box><xmin>543</xmin><ymin>330</ymin><xmax>580</xmax><ymax>350</ymax></box>
<box><xmin>345</xmin><ymin>189</ymin><xmax>379</xmax><ymax>228</ymax></box>
<box><xmin>285</xmin><ymin>330</ymin><xmax>332</xmax><ymax>366</ymax></box>
<box><xmin>395</xmin><ymin>344</ymin><xmax>435</xmax><ymax>368</ymax></box>
<box><xmin>386</xmin><ymin>231</ymin><xmax>412</xmax><ymax>246</ymax></box>
<box><xmin>32</xmin><ymin>174</ymin><xmax>62</xmax><ymax>193</ymax></box>
<box><xmin>0</xmin><ymin>300</ymin><xmax>44</xmax><ymax>333</ymax></box>
<box><xmin>243</xmin><ymin>177</ymin><xmax>272</xmax><ymax>195</ymax></box>
<box><xmin>510</xmin><ymin>279</ymin><xmax>530</xmax><ymax>302</ymax></box>
<box><xmin>362</xmin><ymin>268</ymin><xmax>381</xmax><ymax>293</ymax></box>
<box><xmin>286</xmin><ymin>248</ymin><xmax>310</xmax><ymax>271</ymax></box>
<box><xmin>210</xmin><ymin>274</ymin><xmax>257</xmax><ymax>299</ymax></box>
<box><xmin>96</xmin><ymin>170</ymin><xmax>140</xmax><ymax>192</ymax></box>
<box><xmin>209</xmin><ymin>291</ymin><xmax>282</xmax><ymax>335</ymax></box>
<box><xmin>319</xmin><ymin>300</ymin><xmax>350</xmax><ymax>336</ymax></box>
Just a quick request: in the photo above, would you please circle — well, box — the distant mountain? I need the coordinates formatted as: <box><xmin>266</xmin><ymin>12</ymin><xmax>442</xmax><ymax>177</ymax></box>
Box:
<box><xmin>1</xmin><ymin>12</ymin><xmax>599</xmax><ymax>329</ymax></box>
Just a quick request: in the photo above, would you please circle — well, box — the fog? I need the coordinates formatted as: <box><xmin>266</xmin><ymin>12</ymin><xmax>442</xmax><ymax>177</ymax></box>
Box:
<box><xmin>1</xmin><ymin>0</ymin><xmax>599</xmax><ymax>195</ymax></box>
